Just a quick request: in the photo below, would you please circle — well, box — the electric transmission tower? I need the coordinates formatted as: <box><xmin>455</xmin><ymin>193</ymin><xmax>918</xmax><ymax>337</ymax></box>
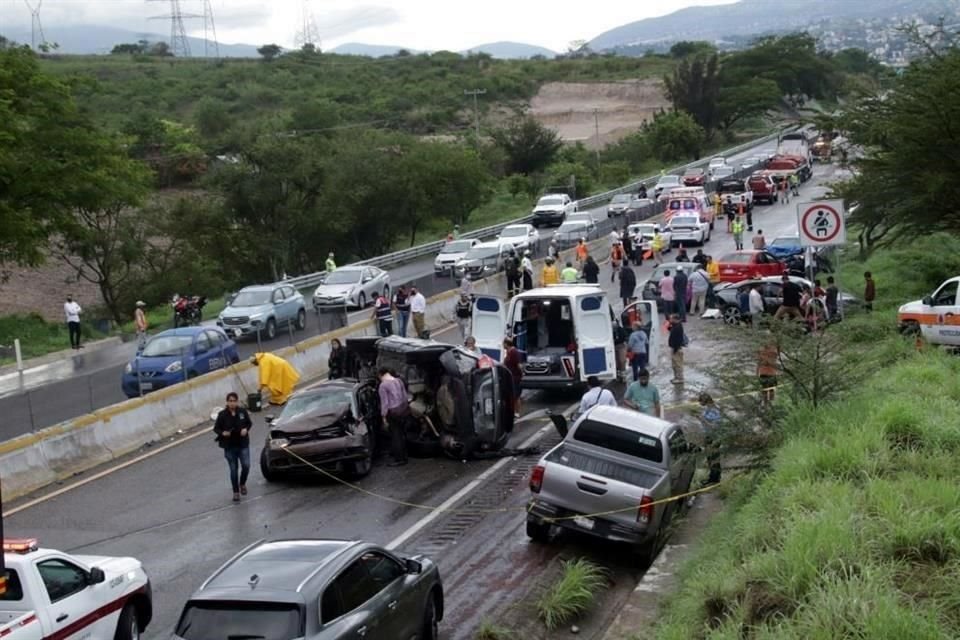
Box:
<box><xmin>294</xmin><ymin>0</ymin><xmax>320</xmax><ymax>50</ymax></box>
<box><xmin>201</xmin><ymin>0</ymin><xmax>219</xmax><ymax>58</ymax></box>
<box><xmin>147</xmin><ymin>0</ymin><xmax>194</xmax><ymax>57</ymax></box>
<box><xmin>23</xmin><ymin>0</ymin><xmax>47</xmax><ymax>51</ymax></box>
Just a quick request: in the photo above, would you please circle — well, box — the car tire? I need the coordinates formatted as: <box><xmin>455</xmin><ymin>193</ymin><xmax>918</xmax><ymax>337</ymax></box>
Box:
<box><xmin>265</xmin><ymin>318</ymin><xmax>277</xmax><ymax>340</ymax></box>
<box><xmin>260</xmin><ymin>449</ymin><xmax>278</xmax><ymax>482</ymax></box>
<box><xmin>722</xmin><ymin>306</ymin><xmax>742</xmax><ymax>325</ymax></box>
<box><xmin>346</xmin><ymin>454</ymin><xmax>373</xmax><ymax>479</ymax></box>
<box><xmin>295</xmin><ymin>309</ymin><xmax>307</xmax><ymax>331</ymax></box>
<box><xmin>526</xmin><ymin>519</ymin><xmax>551</xmax><ymax>543</ymax></box>
<box><xmin>358</xmin><ymin>292</ymin><xmax>367</xmax><ymax>309</ymax></box>
<box><xmin>407</xmin><ymin>436</ymin><xmax>442</xmax><ymax>458</ymax></box>
<box><xmin>114</xmin><ymin>604</ymin><xmax>139</xmax><ymax>640</ymax></box>
<box><xmin>899</xmin><ymin>320</ymin><xmax>920</xmax><ymax>336</ymax></box>
<box><xmin>420</xmin><ymin>594</ymin><xmax>440</xmax><ymax>640</ymax></box>
<box><xmin>636</xmin><ymin>515</ymin><xmax>669</xmax><ymax>569</ymax></box>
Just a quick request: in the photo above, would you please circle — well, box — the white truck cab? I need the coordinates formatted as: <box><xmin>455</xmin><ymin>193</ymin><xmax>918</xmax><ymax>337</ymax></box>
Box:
<box><xmin>898</xmin><ymin>276</ymin><xmax>960</xmax><ymax>346</ymax></box>
<box><xmin>0</xmin><ymin>539</ymin><xmax>152</xmax><ymax>640</ymax></box>
<box><xmin>472</xmin><ymin>286</ymin><xmax>660</xmax><ymax>389</ymax></box>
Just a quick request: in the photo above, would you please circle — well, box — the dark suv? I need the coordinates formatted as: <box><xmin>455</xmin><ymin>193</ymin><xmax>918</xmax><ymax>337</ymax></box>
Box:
<box><xmin>175</xmin><ymin>539</ymin><xmax>443</xmax><ymax>640</ymax></box>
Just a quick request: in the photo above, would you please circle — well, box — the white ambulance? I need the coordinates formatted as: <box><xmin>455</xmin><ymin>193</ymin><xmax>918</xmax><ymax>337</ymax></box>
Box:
<box><xmin>898</xmin><ymin>276</ymin><xmax>960</xmax><ymax>346</ymax></box>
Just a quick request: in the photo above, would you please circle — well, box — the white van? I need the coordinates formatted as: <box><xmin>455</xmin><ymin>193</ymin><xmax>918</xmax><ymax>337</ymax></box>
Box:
<box><xmin>898</xmin><ymin>276</ymin><xmax>960</xmax><ymax>346</ymax></box>
<box><xmin>472</xmin><ymin>285</ymin><xmax>660</xmax><ymax>389</ymax></box>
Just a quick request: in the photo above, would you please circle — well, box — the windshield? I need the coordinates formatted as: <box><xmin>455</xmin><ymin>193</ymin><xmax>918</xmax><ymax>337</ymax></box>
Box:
<box><xmin>714</xmin><ymin>168</ymin><xmax>734</xmax><ymax>176</ymax></box>
<box><xmin>500</xmin><ymin>226</ymin><xmax>527</xmax><ymax>237</ymax></box>
<box><xmin>557</xmin><ymin>223</ymin><xmax>586</xmax><ymax>234</ymax></box>
<box><xmin>611</xmin><ymin>195</ymin><xmax>630</xmax><ymax>204</ymax></box>
<box><xmin>573</xmin><ymin>419</ymin><xmax>664</xmax><ymax>464</ymax></box>
<box><xmin>631</xmin><ymin>225</ymin><xmax>656</xmax><ymax>235</ymax></box>
<box><xmin>230</xmin><ymin>291</ymin><xmax>272</xmax><ymax>307</ymax></box>
<box><xmin>280</xmin><ymin>389</ymin><xmax>353</xmax><ymax>422</ymax></box>
<box><xmin>440</xmin><ymin>240</ymin><xmax>474</xmax><ymax>254</ymax></box>
<box><xmin>464</xmin><ymin>246</ymin><xmax>498</xmax><ymax>260</ymax></box>
<box><xmin>142</xmin><ymin>335</ymin><xmax>194</xmax><ymax>357</ymax></box>
<box><xmin>538</xmin><ymin>196</ymin><xmax>563</xmax><ymax>206</ymax></box>
<box><xmin>176</xmin><ymin>602</ymin><xmax>302</xmax><ymax>640</ymax></box>
<box><xmin>324</xmin><ymin>270</ymin><xmax>362</xmax><ymax>285</ymax></box>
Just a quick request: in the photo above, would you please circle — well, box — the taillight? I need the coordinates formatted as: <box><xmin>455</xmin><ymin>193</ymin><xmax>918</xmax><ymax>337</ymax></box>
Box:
<box><xmin>530</xmin><ymin>465</ymin><xmax>545</xmax><ymax>493</ymax></box>
<box><xmin>637</xmin><ymin>495</ymin><xmax>654</xmax><ymax>524</ymax></box>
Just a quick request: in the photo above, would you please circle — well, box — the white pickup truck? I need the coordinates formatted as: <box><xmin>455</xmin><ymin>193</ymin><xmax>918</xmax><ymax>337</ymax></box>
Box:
<box><xmin>0</xmin><ymin>539</ymin><xmax>152</xmax><ymax>640</ymax></box>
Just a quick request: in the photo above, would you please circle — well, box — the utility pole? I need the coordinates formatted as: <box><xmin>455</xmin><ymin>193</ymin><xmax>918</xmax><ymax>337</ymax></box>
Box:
<box><xmin>147</xmin><ymin>0</ymin><xmax>195</xmax><ymax>58</ymax></box>
<box><xmin>294</xmin><ymin>0</ymin><xmax>320</xmax><ymax>50</ymax></box>
<box><xmin>593</xmin><ymin>108</ymin><xmax>602</xmax><ymax>168</ymax></box>
<box><xmin>23</xmin><ymin>0</ymin><xmax>46</xmax><ymax>51</ymax></box>
<box><xmin>201</xmin><ymin>0</ymin><xmax>220</xmax><ymax>59</ymax></box>
<box><xmin>464</xmin><ymin>89</ymin><xmax>487</xmax><ymax>140</ymax></box>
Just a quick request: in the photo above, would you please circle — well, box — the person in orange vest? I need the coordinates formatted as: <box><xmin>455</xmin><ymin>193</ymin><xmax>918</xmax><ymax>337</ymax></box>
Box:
<box><xmin>610</xmin><ymin>242</ymin><xmax>624</xmax><ymax>283</ymax></box>
<box><xmin>757</xmin><ymin>338</ymin><xmax>779</xmax><ymax>404</ymax></box>
<box><xmin>575</xmin><ymin>238</ymin><xmax>589</xmax><ymax>267</ymax></box>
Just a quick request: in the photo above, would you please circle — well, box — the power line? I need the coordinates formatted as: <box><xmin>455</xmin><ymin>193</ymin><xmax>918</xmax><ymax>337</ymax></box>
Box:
<box><xmin>147</xmin><ymin>0</ymin><xmax>194</xmax><ymax>57</ymax></box>
<box><xmin>294</xmin><ymin>0</ymin><xmax>320</xmax><ymax>50</ymax></box>
<box><xmin>201</xmin><ymin>0</ymin><xmax>219</xmax><ymax>59</ymax></box>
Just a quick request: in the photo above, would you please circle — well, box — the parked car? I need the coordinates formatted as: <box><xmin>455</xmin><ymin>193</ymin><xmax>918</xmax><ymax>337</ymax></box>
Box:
<box><xmin>748</xmin><ymin>173</ymin><xmax>777</xmax><ymax>205</ymax></box>
<box><xmin>219</xmin><ymin>284</ymin><xmax>308</xmax><ymax>339</ymax></box>
<box><xmin>434</xmin><ymin>239</ymin><xmax>479</xmax><ymax>275</ymax></box>
<box><xmin>628</xmin><ymin>222</ymin><xmax>672</xmax><ymax>256</ymax></box>
<box><xmin>259</xmin><ymin>379</ymin><xmax>379</xmax><ymax>481</ymax></box>
<box><xmin>554</xmin><ymin>220</ymin><xmax>598</xmax><ymax>249</ymax></box>
<box><xmin>653</xmin><ymin>175</ymin><xmax>682</xmax><ymax>199</ymax></box>
<box><xmin>714</xmin><ymin>275</ymin><xmax>859</xmax><ymax>325</ymax></box>
<box><xmin>639</xmin><ymin>262</ymin><xmax>696</xmax><ymax>311</ymax></box>
<box><xmin>711</xmin><ymin>165</ymin><xmax>736</xmax><ymax>181</ymax></box>
<box><xmin>606</xmin><ymin>193</ymin><xmax>633</xmax><ymax>217</ymax></box>
<box><xmin>175</xmin><ymin>539</ymin><xmax>443</xmax><ymax>640</ymax></box>
<box><xmin>122</xmin><ymin>327</ymin><xmax>240</xmax><ymax>398</ymax></box>
<box><xmin>0</xmin><ymin>538</ymin><xmax>152</xmax><ymax>640</ymax></box>
<box><xmin>716</xmin><ymin>250</ymin><xmax>785</xmax><ymax>283</ymax></box>
<box><xmin>624</xmin><ymin>195</ymin><xmax>654</xmax><ymax>218</ymax></box>
<box><xmin>497</xmin><ymin>223</ymin><xmax>541</xmax><ymax>253</ymax></box>
<box><xmin>532</xmin><ymin>193</ymin><xmax>576</xmax><ymax>228</ymax></box>
<box><xmin>666</xmin><ymin>213</ymin><xmax>711</xmax><ymax>247</ymax></box>
<box><xmin>682</xmin><ymin>167</ymin><xmax>706</xmax><ymax>187</ymax></box>
<box><xmin>313</xmin><ymin>266</ymin><xmax>390</xmax><ymax>310</ymax></box>
<box><xmin>526</xmin><ymin>406</ymin><xmax>698</xmax><ymax>566</ymax></box>
<box><xmin>765</xmin><ymin>235</ymin><xmax>804</xmax><ymax>259</ymax></box>
<box><xmin>454</xmin><ymin>241</ymin><xmax>512</xmax><ymax>283</ymax></box>
<box><xmin>898</xmin><ymin>276</ymin><xmax>960</xmax><ymax>344</ymax></box>
<box><xmin>708</xmin><ymin>157</ymin><xmax>727</xmax><ymax>174</ymax></box>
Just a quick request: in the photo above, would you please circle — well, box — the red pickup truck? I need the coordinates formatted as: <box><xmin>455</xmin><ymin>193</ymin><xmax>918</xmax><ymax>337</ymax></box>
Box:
<box><xmin>748</xmin><ymin>173</ymin><xmax>777</xmax><ymax>205</ymax></box>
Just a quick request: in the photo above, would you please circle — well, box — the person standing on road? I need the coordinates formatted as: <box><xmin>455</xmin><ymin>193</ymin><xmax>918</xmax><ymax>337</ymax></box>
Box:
<box><xmin>541</xmin><ymin>257</ymin><xmax>560</xmax><ymax>286</ymax></box>
<box><xmin>864</xmin><ymin>272</ymin><xmax>876</xmax><ymax>312</ymax></box>
<box><xmin>773</xmin><ymin>275</ymin><xmax>804</xmax><ymax>322</ymax></box>
<box><xmin>452</xmin><ymin>224</ymin><xmax>461</xmax><ymax>240</ymax></box>
<box><xmin>214</xmin><ymin>392</ymin><xmax>252</xmax><ymax>503</ymax></box>
<box><xmin>579</xmin><ymin>375</ymin><xmax>617</xmax><ymax>414</ymax></box>
<box><xmin>826</xmin><ymin>276</ymin><xmax>839</xmax><ymax>320</ymax></box>
<box><xmin>706</xmin><ymin>255</ymin><xmax>720</xmax><ymax>285</ymax></box>
<box><xmin>749</xmin><ymin>282</ymin><xmax>765</xmax><ymax>328</ymax></box>
<box><xmin>626</xmin><ymin>321</ymin><xmax>649</xmax><ymax>381</ymax></box>
<box><xmin>693</xmin><ymin>249</ymin><xmax>707</xmax><ymax>269</ymax></box>
<box><xmin>409</xmin><ymin>287</ymin><xmax>427</xmax><ymax>337</ymax></box>
<box><xmin>668</xmin><ymin>314</ymin><xmax>686</xmax><ymax>385</ymax></box>
<box><xmin>673</xmin><ymin>267</ymin><xmax>689</xmax><ymax>322</ymax></box>
<box><xmin>455</xmin><ymin>293</ymin><xmax>472</xmax><ymax>340</ymax></box>
<box><xmin>610</xmin><ymin>242</ymin><xmax>624</xmax><ymax>282</ymax></box>
<box><xmin>732</xmin><ymin>217</ymin><xmax>745</xmax><ymax>251</ymax></box>
<box><xmin>393</xmin><ymin>285</ymin><xmax>410</xmax><ymax>338</ymax></box>
<box><xmin>651</xmin><ymin>231</ymin><xmax>665</xmax><ymax>265</ymax></box>
<box><xmin>505</xmin><ymin>250</ymin><xmax>521</xmax><ymax>298</ymax></box>
<box><xmin>64</xmin><ymin>295</ymin><xmax>83</xmax><ymax>350</ymax></box>
<box><xmin>779</xmin><ymin>177</ymin><xmax>790</xmax><ymax>204</ymax></box>
<box><xmin>372</xmin><ymin>292</ymin><xmax>393</xmax><ymax>337</ymax></box>
<box><xmin>789</xmin><ymin>173</ymin><xmax>800</xmax><ymax>196</ymax></box>
<box><xmin>325</xmin><ymin>252</ymin><xmax>337</xmax><ymax>273</ymax></box>
<box><xmin>659</xmin><ymin>270</ymin><xmax>676</xmax><ymax>317</ymax></box>
<box><xmin>621</xmin><ymin>229</ymin><xmax>634</xmax><ymax>265</ymax></box>
<box><xmin>576</xmin><ymin>239</ymin><xmax>589</xmax><ymax>268</ymax></box>
<box><xmin>378</xmin><ymin>368</ymin><xmax>410</xmax><ymax>467</ymax></box>
<box><xmin>503</xmin><ymin>337</ymin><xmax>523</xmax><ymax>418</ymax></box>
<box><xmin>328</xmin><ymin>338</ymin><xmax>348</xmax><ymax>379</ymax></box>
<box><xmin>548</xmin><ymin>239</ymin><xmax>560</xmax><ymax>261</ymax></box>
<box><xmin>624</xmin><ymin>368</ymin><xmax>661</xmax><ymax>417</ymax></box>
<box><xmin>620</xmin><ymin>264</ymin><xmax>637</xmax><ymax>309</ymax></box>
<box><xmin>459</xmin><ymin>275</ymin><xmax>474</xmax><ymax>299</ymax></box>
<box><xmin>561</xmin><ymin>261</ymin><xmax>580</xmax><ymax>284</ymax></box>
<box><xmin>752</xmin><ymin>229</ymin><xmax>766</xmax><ymax>250</ymax></box>
<box><xmin>134</xmin><ymin>301</ymin><xmax>148</xmax><ymax>353</ymax></box>
<box><xmin>698</xmin><ymin>392</ymin><xmax>723</xmax><ymax>486</ymax></box>
<box><xmin>582</xmin><ymin>255</ymin><xmax>600</xmax><ymax>284</ymax></box>
<box><xmin>690</xmin><ymin>267</ymin><xmax>710</xmax><ymax>316</ymax></box>
<box><xmin>521</xmin><ymin>251</ymin><xmax>534</xmax><ymax>291</ymax></box>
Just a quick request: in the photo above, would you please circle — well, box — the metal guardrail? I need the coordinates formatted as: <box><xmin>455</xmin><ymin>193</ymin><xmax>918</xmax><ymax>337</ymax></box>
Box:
<box><xmin>278</xmin><ymin>127</ymin><xmax>795</xmax><ymax>292</ymax></box>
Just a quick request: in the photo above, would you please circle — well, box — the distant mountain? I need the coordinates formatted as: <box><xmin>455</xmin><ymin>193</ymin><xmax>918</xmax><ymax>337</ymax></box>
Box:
<box><xmin>1</xmin><ymin>24</ymin><xmax>259</xmax><ymax>57</ymax></box>
<box><xmin>589</xmin><ymin>0</ymin><xmax>956</xmax><ymax>50</ymax></box>
<box><xmin>462</xmin><ymin>41</ymin><xmax>557</xmax><ymax>59</ymax></box>
<box><xmin>329</xmin><ymin>42</ymin><xmax>420</xmax><ymax>57</ymax></box>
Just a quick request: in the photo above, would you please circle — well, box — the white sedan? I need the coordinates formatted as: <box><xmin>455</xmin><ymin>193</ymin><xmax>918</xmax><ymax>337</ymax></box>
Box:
<box><xmin>628</xmin><ymin>222</ymin><xmax>673</xmax><ymax>253</ymax></box>
<box><xmin>497</xmin><ymin>223</ymin><xmax>541</xmax><ymax>254</ymax></box>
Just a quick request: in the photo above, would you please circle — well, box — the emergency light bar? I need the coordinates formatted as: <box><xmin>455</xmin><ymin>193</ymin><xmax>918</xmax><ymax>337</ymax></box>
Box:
<box><xmin>2</xmin><ymin>539</ymin><xmax>38</xmax><ymax>554</ymax></box>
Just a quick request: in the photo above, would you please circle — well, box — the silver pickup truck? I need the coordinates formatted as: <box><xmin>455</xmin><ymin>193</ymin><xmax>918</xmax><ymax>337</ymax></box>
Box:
<box><xmin>526</xmin><ymin>405</ymin><xmax>698</xmax><ymax>566</ymax></box>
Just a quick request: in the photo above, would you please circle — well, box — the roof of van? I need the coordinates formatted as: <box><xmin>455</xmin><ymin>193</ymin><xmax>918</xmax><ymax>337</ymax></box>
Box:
<box><xmin>515</xmin><ymin>285</ymin><xmax>605</xmax><ymax>297</ymax></box>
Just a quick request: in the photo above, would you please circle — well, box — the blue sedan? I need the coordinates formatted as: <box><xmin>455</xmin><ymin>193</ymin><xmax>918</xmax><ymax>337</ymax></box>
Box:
<box><xmin>766</xmin><ymin>235</ymin><xmax>803</xmax><ymax>259</ymax></box>
<box><xmin>122</xmin><ymin>327</ymin><xmax>240</xmax><ymax>398</ymax></box>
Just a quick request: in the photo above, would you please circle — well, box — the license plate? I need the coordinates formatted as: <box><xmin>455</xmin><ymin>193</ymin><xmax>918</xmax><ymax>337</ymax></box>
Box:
<box><xmin>573</xmin><ymin>516</ymin><xmax>594</xmax><ymax>530</ymax></box>
<box><xmin>139</xmin><ymin>382</ymin><xmax>154</xmax><ymax>390</ymax></box>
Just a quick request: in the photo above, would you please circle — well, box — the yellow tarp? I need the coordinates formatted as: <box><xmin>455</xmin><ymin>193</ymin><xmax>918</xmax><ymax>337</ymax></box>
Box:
<box><xmin>255</xmin><ymin>352</ymin><xmax>300</xmax><ymax>405</ymax></box>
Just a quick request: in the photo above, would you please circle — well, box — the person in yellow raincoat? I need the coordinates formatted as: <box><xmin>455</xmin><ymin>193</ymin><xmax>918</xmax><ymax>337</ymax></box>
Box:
<box><xmin>251</xmin><ymin>353</ymin><xmax>300</xmax><ymax>405</ymax></box>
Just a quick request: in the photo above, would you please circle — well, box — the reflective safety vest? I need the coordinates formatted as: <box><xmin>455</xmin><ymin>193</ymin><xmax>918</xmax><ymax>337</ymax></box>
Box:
<box><xmin>326</xmin><ymin>258</ymin><xmax>337</xmax><ymax>272</ymax></box>
<box><xmin>732</xmin><ymin>219</ymin><xmax>745</xmax><ymax>234</ymax></box>
<box><xmin>374</xmin><ymin>297</ymin><xmax>392</xmax><ymax>321</ymax></box>
<box><xmin>561</xmin><ymin>267</ymin><xmax>579</xmax><ymax>283</ymax></box>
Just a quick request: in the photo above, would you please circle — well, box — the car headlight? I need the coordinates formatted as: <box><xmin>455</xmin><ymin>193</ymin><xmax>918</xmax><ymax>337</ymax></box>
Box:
<box><xmin>270</xmin><ymin>438</ymin><xmax>290</xmax><ymax>448</ymax></box>
<box><xmin>125</xmin><ymin>363</ymin><xmax>133</xmax><ymax>374</ymax></box>
<box><xmin>248</xmin><ymin>313</ymin><xmax>263</xmax><ymax>320</ymax></box>
<box><xmin>165</xmin><ymin>360</ymin><xmax>183</xmax><ymax>373</ymax></box>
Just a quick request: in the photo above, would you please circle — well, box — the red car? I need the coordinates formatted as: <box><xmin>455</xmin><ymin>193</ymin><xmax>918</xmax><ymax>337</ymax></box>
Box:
<box><xmin>716</xmin><ymin>250</ymin><xmax>785</xmax><ymax>282</ymax></box>
<box><xmin>682</xmin><ymin>167</ymin><xmax>706</xmax><ymax>186</ymax></box>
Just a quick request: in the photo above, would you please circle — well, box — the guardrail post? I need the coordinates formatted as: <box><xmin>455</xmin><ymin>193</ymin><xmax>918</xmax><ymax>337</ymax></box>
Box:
<box><xmin>14</xmin><ymin>339</ymin><xmax>23</xmax><ymax>392</ymax></box>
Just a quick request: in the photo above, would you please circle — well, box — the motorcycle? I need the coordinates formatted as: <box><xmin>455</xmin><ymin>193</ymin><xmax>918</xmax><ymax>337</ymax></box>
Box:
<box><xmin>172</xmin><ymin>294</ymin><xmax>207</xmax><ymax>327</ymax></box>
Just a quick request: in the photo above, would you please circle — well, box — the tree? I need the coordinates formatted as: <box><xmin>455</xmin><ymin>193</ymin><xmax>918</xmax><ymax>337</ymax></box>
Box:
<box><xmin>716</xmin><ymin>78</ymin><xmax>781</xmax><ymax>132</ymax></box>
<box><xmin>723</xmin><ymin>33</ymin><xmax>837</xmax><ymax>103</ymax></box>
<box><xmin>193</xmin><ymin>97</ymin><xmax>230</xmax><ymax>138</ymax></box>
<box><xmin>669</xmin><ymin>41</ymin><xmax>717</xmax><ymax>59</ymax></box>
<box><xmin>641</xmin><ymin>110</ymin><xmax>705</xmax><ymax>163</ymax></box>
<box><xmin>663</xmin><ymin>53</ymin><xmax>721</xmax><ymax>136</ymax></box>
<box><xmin>111</xmin><ymin>42</ymin><xmax>147</xmax><ymax>55</ymax></box>
<box><xmin>257</xmin><ymin>44</ymin><xmax>282</xmax><ymax>61</ymax></box>
<box><xmin>492</xmin><ymin>115</ymin><xmax>563</xmax><ymax>175</ymax></box>
<box><xmin>149</xmin><ymin>41</ymin><xmax>173</xmax><ymax>57</ymax></box>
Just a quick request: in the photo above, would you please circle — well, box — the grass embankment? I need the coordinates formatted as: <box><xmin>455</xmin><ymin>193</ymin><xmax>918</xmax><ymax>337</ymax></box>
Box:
<box><xmin>652</xmin><ymin>236</ymin><xmax>960</xmax><ymax>639</ymax></box>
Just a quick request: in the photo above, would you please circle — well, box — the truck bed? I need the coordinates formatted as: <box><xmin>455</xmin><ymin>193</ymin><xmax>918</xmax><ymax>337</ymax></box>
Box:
<box><xmin>545</xmin><ymin>443</ymin><xmax>662</xmax><ymax>489</ymax></box>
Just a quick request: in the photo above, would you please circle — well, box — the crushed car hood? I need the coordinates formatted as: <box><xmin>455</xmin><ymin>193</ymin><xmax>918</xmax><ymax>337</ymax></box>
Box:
<box><xmin>275</xmin><ymin>404</ymin><xmax>353</xmax><ymax>433</ymax></box>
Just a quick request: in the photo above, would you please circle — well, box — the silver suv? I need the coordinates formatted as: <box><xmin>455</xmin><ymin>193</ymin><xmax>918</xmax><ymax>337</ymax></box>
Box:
<box><xmin>218</xmin><ymin>284</ymin><xmax>307</xmax><ymax>340</ymax></box>
<box><xmin>174</xmin><ymin>539</ymin><xmax>444</xmax><ymax>640</ymax></box>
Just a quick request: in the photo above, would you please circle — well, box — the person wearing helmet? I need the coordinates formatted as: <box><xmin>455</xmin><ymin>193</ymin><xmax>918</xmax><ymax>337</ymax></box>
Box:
<box><xmin>521</xmin><ymin>250</ymin><xmax>534</xmax><ymax>291</ymax></box>
<box><xmin>541</xmin><ymin>256</ymin><xmax>560</xmax><ymax>286</ymax></box>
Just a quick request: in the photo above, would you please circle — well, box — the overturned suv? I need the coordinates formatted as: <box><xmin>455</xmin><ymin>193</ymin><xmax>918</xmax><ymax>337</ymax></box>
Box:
<box><xmin>346</xmin><ymin>336</ymin><xmax>516</xmax><ymax>460</ymax></box>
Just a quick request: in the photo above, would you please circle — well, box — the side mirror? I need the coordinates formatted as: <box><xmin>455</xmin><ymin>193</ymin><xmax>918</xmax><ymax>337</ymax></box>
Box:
<box><xmin>88</xmin><ymin>567</ymin><xmax>106</xmax><ymax>585</ymax></box>
<box><xmin>922</xmin><ymin>296</ymin><xmax>933</xmax><ymax>306</ymax></box>
<box><xmin>265</xmin><ymin>415</ymin><xmax>275</xmax><ymax>424</ymax></box>
<box><xmin>405</xmin><ymin>558</ymin><xmax>423</xmax><ymax>574</ymax></box>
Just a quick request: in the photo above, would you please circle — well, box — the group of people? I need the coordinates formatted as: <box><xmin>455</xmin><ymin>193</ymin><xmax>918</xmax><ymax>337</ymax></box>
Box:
<box><xmin>371</xmin><ymin>285</ymin><xmax>428</xmax><ymax>339</ymax></box>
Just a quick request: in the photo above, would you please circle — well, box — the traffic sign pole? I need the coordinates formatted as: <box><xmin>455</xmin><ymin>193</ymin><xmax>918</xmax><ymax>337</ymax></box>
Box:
<box><xmin>0</xmin><ymin>477</ymin><xmax>6</xmax><ymax>596</ymax></box>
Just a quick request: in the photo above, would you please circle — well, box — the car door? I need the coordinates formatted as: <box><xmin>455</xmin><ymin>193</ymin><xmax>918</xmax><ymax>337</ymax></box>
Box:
<box><xmin>471</xmin><ymin>362</ymin><xmax>513</xmax><ymax>444</ymax></box>
<box><xmin>319</xmin><ymin>558</ymin><xmax>389</xmax><ymax>640</ymax></box>
<box><xmin>360</xmin><ymin>552</ymin><xmax>422</xmax><ymax>639</ymax></box>
<box><xmin>574</xmin><ymin>292</ymin><xmax>616</xmax><ymax>381</ymax></box>
<box><xmin>193</xmin><ymin>331</ymin><xmax>214</xmax><ymax>373</ymax></box>
<box><xmin>282</xmin><ymin>286</ymin><xmax>299</xmax><ymax>322</ymax></box>
<box><xmin>35</xmin><ymin>557</ymin><xmax>113</xmax><ymax>640</ymax></box>
<box><xmin>205</xmin><ymin>330</ymin><xmax>228</xmax><ymax>370</ymax></box>
<box><xmin>472</xmin><ymin>295</ymin><xmax>508</xmax><ymax>360</ymax></box>
<box><xmin>921</xmin><ymin>280</ymin><xmax>960</xmax><ymax>345</ymax></box>
<box><xmin>621</xmin><ymin>300</ymin><xmax>661</xmax><ymax>368</ymax></box>
<box><xmin>761</xmin><ymin>282</ymin><xmax>783</xmax><ymax>313</ymax></box>
<box><xmin>270</xmin><ymin>287</ymin><xmax>286</xmax><ymax>323</ymax></box>
<box><xmin>363</xmin><ymin>268</ymin><xmax>379</xmax><ymax>300</ymax></box>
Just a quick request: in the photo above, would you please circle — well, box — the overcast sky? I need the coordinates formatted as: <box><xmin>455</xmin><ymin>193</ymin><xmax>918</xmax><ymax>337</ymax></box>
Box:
<box><xmin>0</xmin><ymin>0</ymin><xmax>739</xmax><ymax>51</ymax></box>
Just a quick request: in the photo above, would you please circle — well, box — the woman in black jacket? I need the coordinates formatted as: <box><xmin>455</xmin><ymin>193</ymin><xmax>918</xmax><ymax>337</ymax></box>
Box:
<box><xmin>619</xmin><ymin>265</ymin><xmax>637</xmax><ymax>308</ymax></box>
<box><xmin>582</xmin><ymin>256</ymin><xmax>600</xmax><ymax>284</ymax></box>
<box><xmin>328</xmin><ymin>338</ymin><xmax>347</xmax><ymax>379</ymax></box>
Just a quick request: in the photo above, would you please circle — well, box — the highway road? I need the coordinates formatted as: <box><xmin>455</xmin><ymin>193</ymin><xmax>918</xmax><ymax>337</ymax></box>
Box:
<box><xmin>4</xmin><ymin>165</ymin><xmax>839</xmax><ymax>640</ymax></box>
<box><xmin>0</xmin><ymin>137</ymin><xmax>784</xmax><ymax>441</ymax></box>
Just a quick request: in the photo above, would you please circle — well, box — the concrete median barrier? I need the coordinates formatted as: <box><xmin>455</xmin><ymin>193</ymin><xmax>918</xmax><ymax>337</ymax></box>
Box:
<box><xmin>0</xmin><ymin>235</ymin><xmax>612</xmax><ymax>501</ymax></box>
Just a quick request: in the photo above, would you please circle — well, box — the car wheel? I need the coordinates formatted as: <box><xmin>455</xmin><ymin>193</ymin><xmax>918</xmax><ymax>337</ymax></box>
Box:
<box><xmin>899</xmin><ymin>320</ymin><xmax>920</xmax><ymax>336</ymax></box>
<box><xmin>420</xmin><ymin>594</ymin><xmax>440</xmax><ymax>640</ymax></box>
<box><xmin>722</xmin><ymin>306</ymin><xmax>742</xmax><ymax>325</ymax></box>
<box><xmin>636</xmin><ymin>517</ymin><xmax>669</xmax><ymax>569</ymax></box>
<box><xmin>295</xmin><ymin>309</ymin><xmax>307</xmax><ymax>331</ymax></box>
<box><xmin>346</xmin><ymin>454</ymin><xmax>373</xmax><ymax>479</ymax></box>
<box><xmin>114</xmin><ymin>604</ymin><xmax>139</xmax><ymax>640</ymax></box>
<box><xmin>526</xmin><ymin>519</ymin><xmax>551</xmax><ymax>543</ymax></box>
<box><xmin>260</xmin><ymin>449</ymin><xmax>278</xmax><ymax>482</ymax></box>
<box><xmin>358</xmin><ymin>292</ymin><xmax>367</xmax><ymax>309</ymax></box>
<box><xmin>407</xmin><ymin>436</ymin><xmax>442</xmax><ymax>458</ymax></box>
<box><xmin>265</xmin><ymin>318</ymin><xmax>277</xmax><ymax>340</ymax></box>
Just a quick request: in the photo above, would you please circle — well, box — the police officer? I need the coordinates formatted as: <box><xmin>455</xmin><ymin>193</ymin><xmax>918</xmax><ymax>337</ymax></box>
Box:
<box><xmin>372</xmin><ymin>292</ymin><xmax>393</xmax><ymax>337</ymax></box>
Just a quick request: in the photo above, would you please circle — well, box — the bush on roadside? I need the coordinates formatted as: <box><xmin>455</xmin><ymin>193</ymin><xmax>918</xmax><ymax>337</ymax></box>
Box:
<box><xmin>536</xmin><ymin>558</ymin><xmax>608</xmax><ymax>631</ymax></box>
